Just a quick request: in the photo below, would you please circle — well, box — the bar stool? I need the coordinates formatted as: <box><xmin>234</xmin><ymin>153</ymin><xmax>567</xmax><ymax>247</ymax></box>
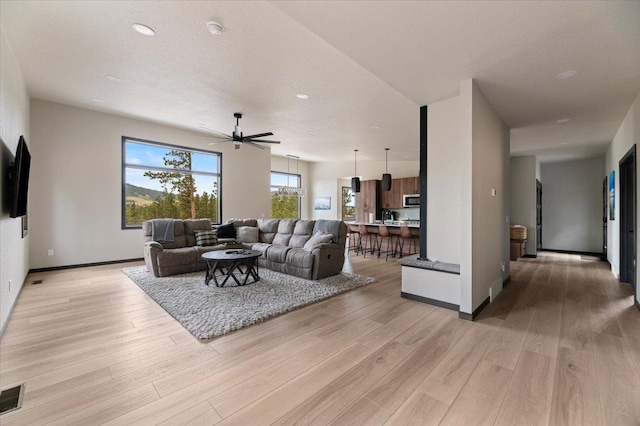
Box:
<box><xmin>377</xmin><ymin>224</ymin><xmax>397</xmax><ymax>261</ymax></box>
<box><xmin>358</xmin><ymin>224</ymin><xmax>378</xmax><ymax>258</ymax></box>
<box><xmin>397</xmin><ymin>225</ymin><xmax>418</xmax><ymax>258</ymax></box>
<box><xmin>347</xmin><ymin>224</ymin><xmax>360</xmax><ymax>255</ymax></box>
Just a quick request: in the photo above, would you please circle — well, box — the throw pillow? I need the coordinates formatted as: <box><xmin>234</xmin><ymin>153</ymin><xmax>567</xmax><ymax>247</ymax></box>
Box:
<box><xmin>216</xmin><ymin>223</ymin><xmax>236</xmax><ymax>239</ymax></box>
<box><xmin>303</xmin><ymin>231</ymin><xmax>333</xmax><ymax>251</ymax></box>
<box><xmin>236</xmin><ymin>226</ymin><xmax>259</xmax><ymax>244</ymax></box>
<box><xmin>194</xmin><ymin>230</ymin><xmax>218</xmax><ymax>246</ymax></box>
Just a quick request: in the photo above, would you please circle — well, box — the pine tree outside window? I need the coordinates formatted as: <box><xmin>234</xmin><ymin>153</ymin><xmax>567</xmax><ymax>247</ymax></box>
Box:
<box><xmin>122</xmin><ymin>137</ymin><xmax>221</xmax><ymax>228</ymax></box>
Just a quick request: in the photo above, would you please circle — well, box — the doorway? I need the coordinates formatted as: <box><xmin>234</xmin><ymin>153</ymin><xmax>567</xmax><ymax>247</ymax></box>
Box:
<box><xmin>603</xmin><ymin>176</ymin><xmax>608</xmax><ymax>260</ymax></box>
<box><xmin>619</xmin><ymin>145</ymin><xmax>636</xmax><ymax>292</ymax></box>
<box><xmin>536</xmin><ymin>179</ymin><xmax>542</xmax><ymax>252</ymax></box>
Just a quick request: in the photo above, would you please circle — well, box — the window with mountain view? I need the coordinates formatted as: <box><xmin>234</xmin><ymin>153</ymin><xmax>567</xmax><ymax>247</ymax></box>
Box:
<box><xmin>270</xmin><ymin>171</ymin><xmax>300</xmax><ymax>219</ymax></box>
<box><xmin>122</xmin><ymin>138</ymin><xmax>221</xmax><ymax>228</ymax></box>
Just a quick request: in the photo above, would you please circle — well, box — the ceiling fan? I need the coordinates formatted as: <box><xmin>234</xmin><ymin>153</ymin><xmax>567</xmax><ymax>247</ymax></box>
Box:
<box><xmin>200</xmin><ymin>113</ymin><xmax>281</xmax><ymax>150</ymax></box>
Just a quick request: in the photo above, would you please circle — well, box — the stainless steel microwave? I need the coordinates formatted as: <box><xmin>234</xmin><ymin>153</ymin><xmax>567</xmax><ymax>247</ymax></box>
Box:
<box><xmin>403</xmin><ymin>194</ymin><xmax>420</xmax><ymax>207</ymax></box>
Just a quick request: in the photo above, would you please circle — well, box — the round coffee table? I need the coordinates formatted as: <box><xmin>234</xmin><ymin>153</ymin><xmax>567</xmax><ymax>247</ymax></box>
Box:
<box><xmin>202</xmin><ymin>250</ymin><xmax>261</xmax><ymax>287</ymax></box>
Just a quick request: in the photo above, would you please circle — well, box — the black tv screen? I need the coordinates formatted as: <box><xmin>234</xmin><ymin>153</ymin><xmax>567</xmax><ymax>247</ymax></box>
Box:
<box><xmin>9</xmin><ymin>135</ymin><xmax>31</xmax><ymax>218</ymax></box>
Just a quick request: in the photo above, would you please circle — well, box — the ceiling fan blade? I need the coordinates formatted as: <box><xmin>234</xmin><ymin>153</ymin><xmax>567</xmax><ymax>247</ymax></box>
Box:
<box><xmin>246</xmin><ymin>139</ymin><xmax>281</xmax><ymax>144</ymax></box>
<box><xmin>242</xmin><ymin>132</ymin><xmax>273</xmax><ymax>139</ymax></box>
<box><xmin>244</xmin><ymin>141</ymin><xmax>266</xmax><ymax>150</ymax></box>
<box><xmin>198</xmin><ymin>125</ymin><xmax>232</xmax><ymax>139</ymax></box>
<box><xmin>207</xmin><ymin>140</ymin><xmax>233</xmax><ymax>145</ymax></box>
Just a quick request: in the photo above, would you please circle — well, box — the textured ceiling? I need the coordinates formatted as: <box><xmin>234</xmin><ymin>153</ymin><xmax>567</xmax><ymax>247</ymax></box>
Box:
<box><xmin>2</xmin><ymin>1</ymin><xmax>639</xmax><ymax>163</ymax></box>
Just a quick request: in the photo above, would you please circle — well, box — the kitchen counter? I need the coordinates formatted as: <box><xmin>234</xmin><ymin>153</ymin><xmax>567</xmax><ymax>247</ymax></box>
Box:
<box><xmin>346</xmin><ymin>221</ymin><xmax>420</xmax><ymax>228</ymax></box>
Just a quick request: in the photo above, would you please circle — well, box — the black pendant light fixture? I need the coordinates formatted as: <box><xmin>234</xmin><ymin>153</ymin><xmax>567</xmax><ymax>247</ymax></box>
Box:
<box><xmin>381</xmin><ymin>148</ymin><xmax>392</xmax><ymax>191</ymax></box>
<box><xmin>351</xmin><ymin>149</ymin><xmax>361</xmax><ymax>193</ymax></box>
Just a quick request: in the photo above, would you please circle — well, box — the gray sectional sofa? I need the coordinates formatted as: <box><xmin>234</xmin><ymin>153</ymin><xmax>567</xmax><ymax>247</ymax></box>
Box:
<box><xmin>143</xmin><ymin>218</ymin><xmax>347</xmax><ymax>280</ymax></box>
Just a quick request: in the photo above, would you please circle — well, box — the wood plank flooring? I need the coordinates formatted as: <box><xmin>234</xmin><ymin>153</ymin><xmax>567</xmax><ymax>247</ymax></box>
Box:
<box><xmin>1</xmin><ymin>252</ymin><xmax>639</xmax><ymax>425</ymax></box>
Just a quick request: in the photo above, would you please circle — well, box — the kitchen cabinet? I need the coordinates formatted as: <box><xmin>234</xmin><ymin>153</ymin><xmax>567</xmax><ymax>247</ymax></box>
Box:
<box><xmin>380</xmin><ymin>177</ymin><xmax>419</xmax><ymax>209</ymax></box>
<box><xmin>355</xmin><ymin>180</ymin><xmax>381</xmax><ymax>222</ymax></box>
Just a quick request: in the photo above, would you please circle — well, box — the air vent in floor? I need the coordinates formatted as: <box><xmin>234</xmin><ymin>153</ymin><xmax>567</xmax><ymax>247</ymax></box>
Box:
<box><xmin>0</xmin><ymin>384</ymin><xmax>24</xmax><ymax>415</ymax></box>
<box><xmin>32</xmin><ymin>279</ymin><xmax>43</xmax><ymax>285</ymax></box>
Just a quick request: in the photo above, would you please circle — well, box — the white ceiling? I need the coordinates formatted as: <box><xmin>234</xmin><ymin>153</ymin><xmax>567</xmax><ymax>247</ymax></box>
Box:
<box><xmin>2</xmin><ymin>1</ymin><xmax>639</xmax><ymax>163</ymax></box>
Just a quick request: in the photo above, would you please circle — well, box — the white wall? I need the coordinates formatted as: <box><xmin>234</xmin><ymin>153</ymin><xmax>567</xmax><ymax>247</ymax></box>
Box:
<box><xmin>510</xmin><ymin>156</ymin><xmax>537</xmax><ymax>256</ymax></box>
<box><xmin>605</xmin><ymin>89</ymin><xmax>640</xmax><ymax>306</ymax></box>
<box><xmin>29</xmin><ymin>100</ymin><xmax>271</xmax><ymax>269</ymax></box>
<box><xmin>460</xmin><ymin>79</ymin><xmax>510</xmax><ymax>315</ymax></box>
<box><xmin>427</xmin><ymin>96</ymin><xmax>461</xmax><ymax>264</ymax></box>
<box><xmin>0</xmin><ymin>27</ymin><xmax>30</xmax><ymax>332</ymax></box>
<box><xmin>541</xmin><ymin>158</ymin><xmax>604</xmax><ymax>253</ymax></box>
<box><xmin>308</xmin><ymin>159</ymin><xmax>419</xmax><ymax>221</ymax></box>
<box><xmin>271</xmin><ymin>155</ymin><xmax>310</xmax><ymax>219</ymax></box>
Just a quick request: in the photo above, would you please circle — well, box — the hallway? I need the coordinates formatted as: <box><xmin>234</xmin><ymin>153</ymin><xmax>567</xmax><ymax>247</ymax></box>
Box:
<box><xmin>476</xmin><ymin>251</ymin><xmax>640</xmax><ymax>425</ymax></box>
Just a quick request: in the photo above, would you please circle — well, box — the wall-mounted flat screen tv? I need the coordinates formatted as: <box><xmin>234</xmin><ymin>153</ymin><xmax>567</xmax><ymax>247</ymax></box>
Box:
<box><xmin>9</xmin><ymin>135</ymin><xmax>31</xmax><ymax>218</ymax></box>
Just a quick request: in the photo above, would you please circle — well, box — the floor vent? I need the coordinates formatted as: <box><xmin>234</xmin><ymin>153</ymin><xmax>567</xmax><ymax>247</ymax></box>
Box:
<box><xmin>32</xmin><ymin>279</ymin><xmax>44</xmax><ymax>285</ymax></box>
<box><xmin>0</xmin><ymin>384</ymin><xmax>24</xmax><ymax>415</ymax></box>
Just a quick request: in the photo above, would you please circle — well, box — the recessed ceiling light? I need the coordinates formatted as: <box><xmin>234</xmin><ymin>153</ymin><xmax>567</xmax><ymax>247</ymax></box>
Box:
<box><xmin>105</xmin><ymin>75</ymin><xmax>121</xmax><ymax>82</ymax></box>
<box><xmin>560</xmin><ymin>141</ymin><xmax>570</xmax><ymax>145</ymax></box>
<box><xmin>92</xmin><ymin>99</ymin><xmax>104</xmax><ymax>103</ymax></box>
<box><xmin>371</xmin><ymin>126</ymin><xmax>381</xmax><ymax>130</ymax></box>
<box><xmin>206</xmin><ymin>21</ymin><xmax>225</xmax><ymax>35</ymax></box>
<box><xmin>557</xmin><ymin>70</ymin><xmax>577</xmax><ymax>80</ymax></box>
<box><xmin>132</xmin><ymin>23</ymin><xmax>155</xmax><ymax>36</ymax></box>
<box><xmin>556</xmin><ymin>118</ymin><xmax>571</xmax><ymax>124</ymax></box>
<box><xmin>296</xmin><ymin>93</ymin><xmax>309</xmax><ymax>99</ymax></box>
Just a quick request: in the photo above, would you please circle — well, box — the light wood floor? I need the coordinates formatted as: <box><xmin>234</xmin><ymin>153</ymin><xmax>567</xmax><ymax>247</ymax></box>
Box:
<box><xmin>1</xmin><ymin>252</ymin><xmax>639</xmax><ymax>425</ymax></box>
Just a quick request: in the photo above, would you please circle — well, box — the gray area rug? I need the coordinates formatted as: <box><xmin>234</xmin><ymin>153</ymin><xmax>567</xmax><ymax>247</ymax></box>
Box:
<box><xmin>122</xmin><ymin>266</ymin><xmax>376</xmax><ymax>339</ymax></box>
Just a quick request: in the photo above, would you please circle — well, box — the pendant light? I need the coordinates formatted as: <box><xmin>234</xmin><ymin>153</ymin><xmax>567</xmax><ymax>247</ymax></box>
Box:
<box><xmin>277</xmin><ymin>155</ymin><xmax>307</xmax><ymax>196</ymax></box>
<box><xmin>351</xmin><ymin>149</ymin><xmax>361</xmax><ymax>193</ymax></box>
<box><xmin>381</xmin><ymin>148</ymin><xmax>392</xmax><ymax>191</ymax></box>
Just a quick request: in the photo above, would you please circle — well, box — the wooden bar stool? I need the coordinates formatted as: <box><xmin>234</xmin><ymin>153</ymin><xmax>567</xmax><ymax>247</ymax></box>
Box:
<box><xmin>397</xmin><ymin>225</ymin><xmax>418</xmax><ymax>258</ymax></box>
<box><xmin>358</xmin><ymin>224</ymin><xmax>378</xmax><ymax>258</ymax></box>
<box><xmin>377</xmin><ymin>224</ymin><xmax>397</xmax><ymax>261</ymax></box>
<box><xmin>347</xmin><ymin>224</ymin><xmax>360</xmax><ymax>255</ymax></box>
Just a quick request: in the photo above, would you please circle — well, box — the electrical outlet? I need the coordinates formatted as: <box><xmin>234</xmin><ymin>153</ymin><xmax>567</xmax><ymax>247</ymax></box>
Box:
<box><xmin>491</xmin><ymin>188</ymin><xmax>497</xmax><ymax>196</ymax></box>
<box><xmin>500</xmin><ymin>261</ymin><xmax>506</xmax><ymax>272</ymax></box>
<box><xmin>48</xmin><ymin>249</ymin><xmax>54</xmax><ymax>256</ymax></box>
<box><xmin>8</xmin><ymin>279</ymin><xmax>11</xmax><ymax>292</ymax></box>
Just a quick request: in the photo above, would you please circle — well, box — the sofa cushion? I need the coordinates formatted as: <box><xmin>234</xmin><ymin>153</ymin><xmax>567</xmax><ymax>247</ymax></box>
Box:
<box><xmin>266</xmin><ymin>245</ymin><xmax>291</xmax><ymax>263</ymax></box>
<box><xmin>143</xmin><ymin>220</ymin><xmax>187</xmax><ymax>249</ymax></box>
<box><xmin>236</xmin><ymin>226</ymin><xmax>259</xmax><ymax>244</ymax></box>
<box><xmin>273</xmin><ymin>233</ymin><xmax>292</xmax><ymax>246</ymax></box>
<box><xmin>184</xmin><ymin>219</ymin><xmax>214</xmax><ymax>246</ymax></box>
<box><xmin>303</xmin><ymin>231</ymin><xmax>334</xmax><ymax>251</ymax></box>
<box><xmin>194</xmin><ymin>230</ymin><xmax>218</xmax><ymax>246</ymax></box>
<box><xmin>216</xmin><ymin>223</ymin><xmax>236</xmax><ymax>239</ymax></box>
<box><xmin>286</xmin><ymin>247</ymin><xmax>314</xmax><ymax>269</ymax></box>
<box><xmin>257</xmin><ymin>218</ymin><xmax>279</xmax><ymax>244</ymax></box>
<box><xmin>251</xmin><ymin>242</ymin><xmax>272</xmax><ymax>257</ymax></box>
<box><xmin>229</xmin><ymin>218</ymin><xmax>258</xmax><ymax>229</ymax></box>
<box><xmin>313</xmin><ymin>220</ymin><xmax>341</xmax><ymax>243</ymax></box>
<box><xmin>156</xmin><ymin>246</ymin><xmax>198</xmax><ymax>268</ymax></box>
<box><xmin>293</xmin><ymin>220</ymin><xmax>315</xmax><ymax>236</ymax></box>
<box><xmin>289</xmin><ymin>234</ymin><xmax>312</xmax><ymax>248</ymax></box>
<box><xmin>277</xmin><ymin>219</ymin><xmax>297</xmax><ymax>234</ymax></box>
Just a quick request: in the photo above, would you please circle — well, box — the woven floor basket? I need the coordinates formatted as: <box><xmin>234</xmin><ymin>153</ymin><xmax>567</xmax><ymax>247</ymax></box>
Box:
<box><xmin>510</xmin><ymin>226</ymin><xmax>527</xmax><ymax>241</ymax></box>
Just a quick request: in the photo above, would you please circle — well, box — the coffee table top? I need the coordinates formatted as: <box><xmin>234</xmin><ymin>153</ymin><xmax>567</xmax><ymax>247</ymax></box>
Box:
<box><xmin>202</xmin><ymin>249</ymin><xmax>261</xmax><ymax>261</ymax></box>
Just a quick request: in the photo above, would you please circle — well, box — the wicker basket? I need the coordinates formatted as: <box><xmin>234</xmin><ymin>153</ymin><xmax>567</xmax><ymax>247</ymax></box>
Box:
<box><xmin>510</xmin><ymin>225</ymin><xmax>527</xmax><ymax>241</ymax></box>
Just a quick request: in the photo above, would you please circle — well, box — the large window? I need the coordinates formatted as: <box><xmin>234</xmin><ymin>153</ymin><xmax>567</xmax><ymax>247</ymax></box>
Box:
<box><xmin>270</xmin><ymin>171</ymin><xmax>300</xmax><ymax>219</ymax></box>
<box><xmin>342</xmin><ymin>186</ymin><xmax>355</xmax><ymax>221</ymax></box>
<box><xmin>122</xmin><ymin>137</ymin><xmax>221</xmax><ymax>228</ymax></box>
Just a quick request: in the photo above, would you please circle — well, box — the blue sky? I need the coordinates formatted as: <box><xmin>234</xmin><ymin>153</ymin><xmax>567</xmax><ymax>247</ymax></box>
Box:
<box><xmin>125</xmin><ymin>141</ymin><xmax>219</xmax><ymax>195</ymax></box>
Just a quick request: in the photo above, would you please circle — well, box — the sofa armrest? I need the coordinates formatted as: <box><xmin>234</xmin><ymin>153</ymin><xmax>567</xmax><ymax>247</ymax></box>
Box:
<box><xmin>311</xmin><ymin>243</ymin><xmax>345</xmax><ymax>280</ymax></box>
<box><xmin>144</xmin><ymin>241</ymin><xmax>163</xmax><ymax>277</ymax></box>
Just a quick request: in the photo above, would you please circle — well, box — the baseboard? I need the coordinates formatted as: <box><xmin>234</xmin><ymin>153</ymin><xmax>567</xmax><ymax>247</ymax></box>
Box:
<box><xmin>522</xmin><ymin>254</ymin><xmax>537</xmax><ymax>259</ymax></box>
<box><xmin>540</xmin><ymin>248</ymin><xmax>604</xmax><ymax>257</ymax></box>
<box><xmin>400</xmin><ymin>292</ymin><xmax>459</xmax><ymax>312</ymax></box>
<box><xmin>0</xmin><ymin>275</ymin><xmax>28</xmax><ymax>339</ymax></box>
<box><xmin>29</xmin><ymin>258</ymin><xmax>144</xmax><ymax>273</ymax></box>
<box><xmin>459</xmin><ymin>296</ymin><xmax>490</xmax><ymax>321</ymax></box>
<box><xmin>503</xmin><ymin>275</ymin><xmax>511</xmax><ymax>287</ymax></box>
<box><xmin>635</xmin><ymin>298</ymin><xmax>640</xmax><ymax>312</ymax></box>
